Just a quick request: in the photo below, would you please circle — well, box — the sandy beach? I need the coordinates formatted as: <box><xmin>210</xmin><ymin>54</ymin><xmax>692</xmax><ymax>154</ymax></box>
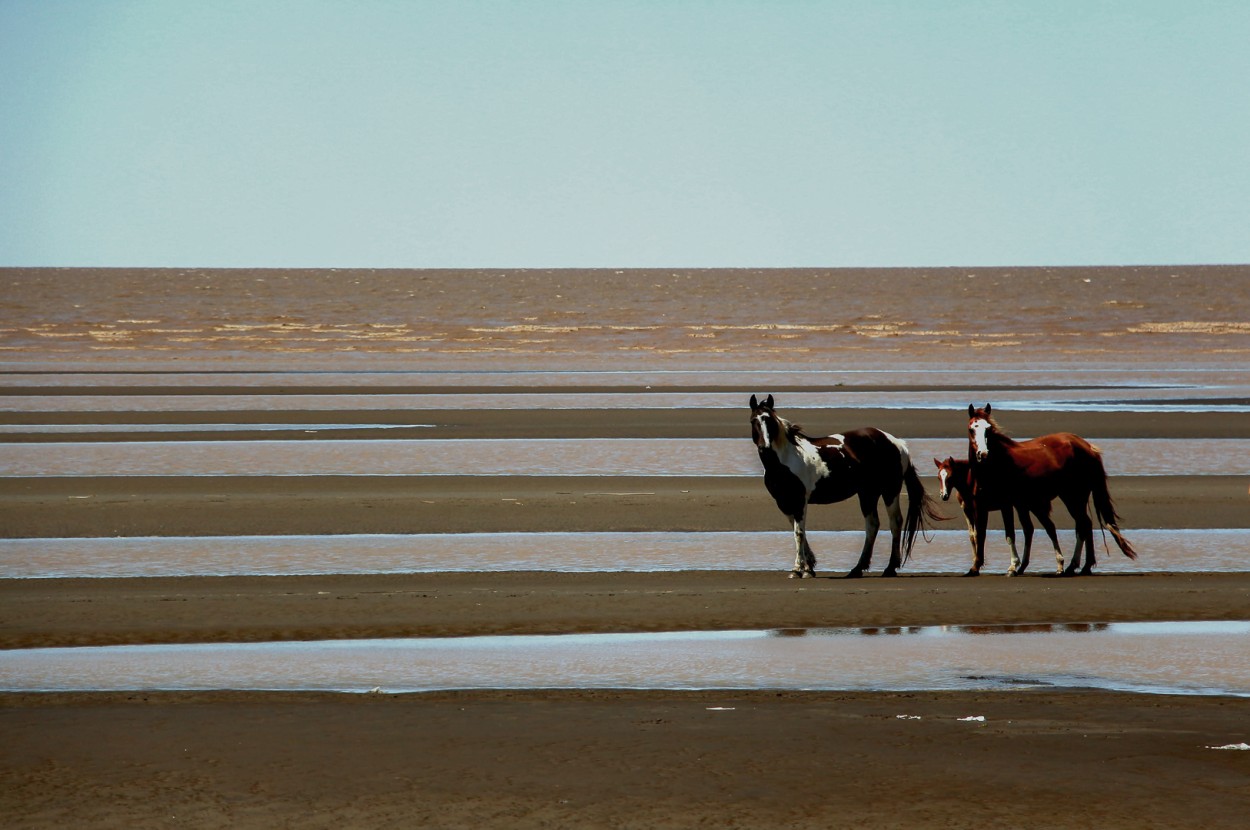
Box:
<box><xmin>3</xmin><ymin>267</ymin><xmax>1249</xmax><ymax>828</ymax></box>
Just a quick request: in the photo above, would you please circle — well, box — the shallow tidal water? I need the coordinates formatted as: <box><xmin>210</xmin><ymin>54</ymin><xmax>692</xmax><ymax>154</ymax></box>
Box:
<box><xmin>2</xmin><ymin>529</ymin><xmax>1247</xmax><ymax>578</ymax></box>
<box><xmin>4</xmin><ymin>436</ymin><xmax>1247</xmax><ymax>477</ymax></box>
<box><xmin>2</xmin><ymin>621</ymin><xmax>1246</xmax><ymax>697</ymax></box>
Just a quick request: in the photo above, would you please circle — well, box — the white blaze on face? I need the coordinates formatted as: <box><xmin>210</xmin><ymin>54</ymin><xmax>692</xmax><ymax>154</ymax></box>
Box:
<box><xmin>753</xmin><ymin>414</ymin><xmax>773</xmax><ymax>450</ymax></box>
<box><xmin>970</xmin><ymin>418</ymin><xmax>991</xmax><ymax>460</ymax></box>
<box><xmin>938</xmin><ymin>466</ymin><xmax>950</xmax><ymax>500</ymax></box>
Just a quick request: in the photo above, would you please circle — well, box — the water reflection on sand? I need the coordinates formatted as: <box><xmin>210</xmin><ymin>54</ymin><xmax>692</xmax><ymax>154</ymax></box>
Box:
<box><xmin>2</xmin><ymin>622</ymin><xmax>1247</xmax><ymax>697</ymax></box>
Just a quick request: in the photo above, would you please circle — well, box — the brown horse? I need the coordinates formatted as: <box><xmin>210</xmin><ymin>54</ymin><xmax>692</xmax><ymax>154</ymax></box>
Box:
<box><xmin>750</xmin><ymin>394</ymin><xmax>943</xmax><ymax>578</ymax></box>
<box><xmin>967</xmin><ymin>404</ymin><xmax>1137</xmax><ymax>575</ymax></box>
<box><xmin>934</xmin><ymin>456</ymin><xmax>1063</xmax><ymax>576</ymax></box>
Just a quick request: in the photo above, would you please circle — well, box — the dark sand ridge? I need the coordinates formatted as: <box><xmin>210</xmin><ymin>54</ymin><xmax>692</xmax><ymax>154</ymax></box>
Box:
<box><xmin>2</xmin><ymin>474</ymin><xmax>1247</xmax><ymax>537</ymax></box>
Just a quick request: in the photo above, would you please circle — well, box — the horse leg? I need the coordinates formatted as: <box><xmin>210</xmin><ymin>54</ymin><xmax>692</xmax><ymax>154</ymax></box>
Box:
<box><xmin>882</xmin><ymin>495</ymin><xmax>904</xmax><ymax>577</ymax></box>
<box><xmin>847</xmin><ymin>493</ymin><xmax>881</xmax><ymax>578</ymax></box>
<box><xmin>1013</xmin><ymin>509</ymin><xmax>1035</xmax><ymax>576</ymax></box>
<box><xmin>789</xmin><ymin>507</ymin><xmax>816</xmax><ymax>579</ymax></box>
<box><xmin>965</xmin><ymin>507</ymin><xmax>989</xmax><ymax>577</ymax></box>
<box><xmin>1081</xmin><ymin>531</ymin><xmax>1098</xmax><ymax>575</ymax></box>
<box><xmin>1063</xmin><ymin>499</ymin><xmax>1092</xmax><ymax>577</ymax></box>
<box><xmin>1035</xmin><ymin>505</ymin><xmax>1064</xmax><ymax>575</ymax></box>
<box><xmin>1001</xmin><ymin>508</ymin><xmax>1019</xmax><ymax>576</ymax></box>
<box><xmin>960</xmin><ymin>503</ymin><xmax>979</xmax><ymax>576</ymax></box>
<box><xmin>1077</xmin><ymin>505</ymin><xmax>1098</xmax><ymax>576</ymax></box>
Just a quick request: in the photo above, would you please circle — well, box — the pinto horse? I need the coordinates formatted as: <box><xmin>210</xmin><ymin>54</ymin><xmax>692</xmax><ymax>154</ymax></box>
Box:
<box><xmin>934</xmin><ymin>456</ymin><xmax>1063</xmax><ymax>576</ymax></box>
<box><xmin>967</xmin><ymin>404</ymin><xmax>1137</xmax><ymax>575</ymax></box>
<box><xmin>750</xmin><ymin>394</ymin><xmax>942</xmax><ymax>578</ymax></box>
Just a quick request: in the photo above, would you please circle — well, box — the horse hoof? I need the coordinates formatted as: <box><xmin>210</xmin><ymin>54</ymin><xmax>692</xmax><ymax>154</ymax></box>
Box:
<box><xmin>882</xmin><ymin>568</ymin><xmax>899</xmax><ymax>578</ymax></box>
<box><xmin>1080</xmin><ymin>567</ymin><xmax>1095</xmax><ymax>577</ymax></box>
<box><xmin>845</xmin><ymin>568</ymin><xmax>864</xmax><ymax>579</ymax></box>
<box><xmin>788</xmin><ymin>571</ymin><xmax>802</xmax><ymax>579</ymax></box>
<box><xmin>962</xmin><ymin>569</ymin><xmax>980</xmax><ymax>578</ymax></box>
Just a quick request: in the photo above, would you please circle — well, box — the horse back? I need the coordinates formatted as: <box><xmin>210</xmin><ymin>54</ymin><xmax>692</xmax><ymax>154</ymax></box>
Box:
<box><xmin>1014</xmin><ymin>432</ymin><xmax>1098</xmax><ymax>468</ymax></box>
<box><xmin>807</xmin><ymin>427</ymin><xmax>905</xmax><ymax>505</ymax></box>
<box><xmin>993</xmin><ymin>431</ymin><xmax>1103</xmax><ymax>498</ymax></box>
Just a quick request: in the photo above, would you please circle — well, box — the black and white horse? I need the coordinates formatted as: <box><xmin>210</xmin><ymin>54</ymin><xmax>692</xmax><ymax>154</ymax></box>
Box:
<box><xmin>749</xmin><ymin>394</ymin><xmax>942</xmax><ymax>578</ymax></box>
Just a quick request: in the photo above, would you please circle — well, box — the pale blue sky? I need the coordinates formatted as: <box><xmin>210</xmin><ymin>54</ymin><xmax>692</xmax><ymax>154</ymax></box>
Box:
<box><xmin>2</xmin><ymin>1</ymin><xmax>1248</xmax><ymax>268</ymax></box>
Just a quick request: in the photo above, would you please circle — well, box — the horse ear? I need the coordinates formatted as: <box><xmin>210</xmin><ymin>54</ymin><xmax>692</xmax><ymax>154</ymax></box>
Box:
<box><xmin>933</xmin><ymin>458</ymin><xmax>941</xmax><ymax>468</ymax></box>
<box><xmin>985</xmin><ymin>402</ymin><xmax>992</xmax><ymax>415</ymax></box>
<box><xmin>750</xmin><ymin>394</ymin><xmax>758</xmax><ymax>409</ymax></box>
<box><xmin>968</xmin><ymin>404</ymin><xmax>975</xmax><ymax>417</ymax></box>
<box><xmin>764</xmin><ymin>394</ymin><xmax>774</xmax><ymax>409</ymax></box>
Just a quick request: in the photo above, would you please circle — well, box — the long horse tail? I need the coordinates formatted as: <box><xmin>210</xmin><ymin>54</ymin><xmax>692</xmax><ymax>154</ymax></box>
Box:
<box><xmin>1089</xmin><ymin>452</ymin><xmax>1138</xmax><ymax>561</ymax></box>
<box><xmin>902</xmin><ymin>462</ymin><xmax>947</xmax><ymax>564</ymax></box>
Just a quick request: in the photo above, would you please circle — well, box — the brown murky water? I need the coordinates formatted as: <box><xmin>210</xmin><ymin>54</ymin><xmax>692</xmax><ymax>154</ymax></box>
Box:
<box><xmin>3</xmin><ymin>266</ymin><xmax>1249</xmax><ymax>371</ymax></box>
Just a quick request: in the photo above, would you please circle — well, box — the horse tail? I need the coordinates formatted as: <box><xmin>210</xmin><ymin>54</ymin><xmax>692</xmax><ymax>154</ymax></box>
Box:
<box><xmin>902</xmin><ymin>462</ymin><xmax>946</xmax><ymax>564</ymax></box>
<box><xmin>1089</xmin><ymin>452</ymin><xmax>1138</xmax><ymax>561</ymax></box>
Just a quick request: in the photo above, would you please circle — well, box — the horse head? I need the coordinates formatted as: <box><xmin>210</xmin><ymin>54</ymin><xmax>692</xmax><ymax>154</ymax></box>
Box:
<box><xmin>967</xmin><ymin>403</ymin><xmax>994</xmax><ymax>462</ymax></box>
<box><xmin>933</xmin><ymin>456</ymin><xmax>958</xmax><ymax>501</ymax></box>
<box><xmin>749</xmin><ymin>394</ymin><xmax>782</xmax><ymax>453</ymax></box>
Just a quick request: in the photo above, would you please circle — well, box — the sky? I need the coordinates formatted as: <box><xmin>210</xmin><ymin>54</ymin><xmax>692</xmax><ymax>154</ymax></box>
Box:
<box><xmin>2</xmin><ymin>0</ymin><xmax>1248</xmax><ymax>269</ymax></box>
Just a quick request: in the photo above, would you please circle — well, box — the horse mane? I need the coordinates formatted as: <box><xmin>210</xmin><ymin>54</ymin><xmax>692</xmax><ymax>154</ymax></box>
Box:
<box><xmin>766</xmin><ymin>410</ymin><xmax>807</xmax><ymax>443</ymax></box>
<box><xmin>982</xmin><ymin>414</ymin><xmax>1018</xmax><ymax>447</ymax></box>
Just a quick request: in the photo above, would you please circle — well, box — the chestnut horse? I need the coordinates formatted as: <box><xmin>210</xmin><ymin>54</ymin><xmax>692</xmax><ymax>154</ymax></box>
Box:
<box><xmin>967</xmin><ymin>404</ymin><xmax>1137</xmax><ymax>575</ymax></box>
<box><xmin>934</xmin><ymin>456</ymin><xmax>1063</xmax><ymax>576</ymax></box>
<box><xmin>750</xmin><ymin>394</ymin><xmax>942</xmax><ymax>578</ymax></box>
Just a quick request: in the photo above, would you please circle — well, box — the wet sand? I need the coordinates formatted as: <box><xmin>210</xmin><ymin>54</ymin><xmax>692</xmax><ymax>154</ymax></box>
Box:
<box><xmin>4</xmin><ymin>688</ymin><xmax>1249</xmax><ymax>830</ymax></box>
<box><xmin>4</xmin><ymin>268</ymin><xmax>1250</xmax><ymax>828</ymax></box>
<box><xmin>5</xmin><ymin>571</ymin><xmax>1250</xmax><ymax>650</ymax></box>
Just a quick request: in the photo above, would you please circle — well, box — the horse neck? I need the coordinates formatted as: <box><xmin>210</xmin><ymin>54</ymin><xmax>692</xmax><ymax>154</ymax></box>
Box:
<box><xmin>950</xmin><ymin>463</ymin><xmax>973</xmax><ymax>495</ymax></box>
<box><xmin>970</xmin><ymin>425</ymin><xmax>1020</xmax><ymax>472</ymax></box>
<box><xmin>988</xmin><ymin>425</ymin><xmax>1020</xmax><ymax>456</ymax></box>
